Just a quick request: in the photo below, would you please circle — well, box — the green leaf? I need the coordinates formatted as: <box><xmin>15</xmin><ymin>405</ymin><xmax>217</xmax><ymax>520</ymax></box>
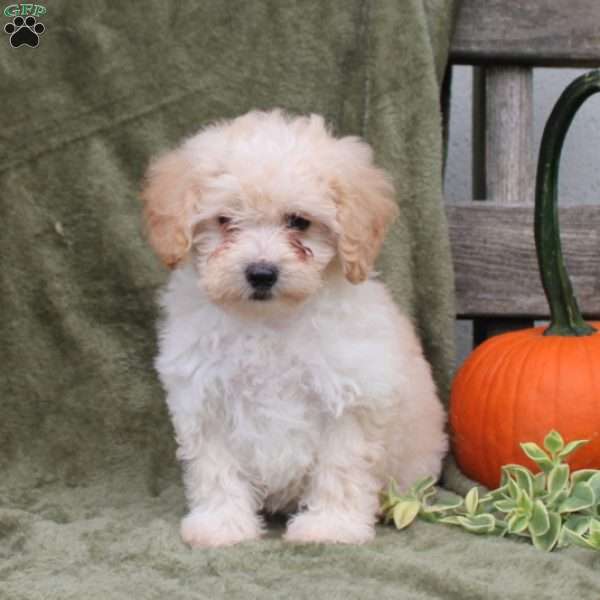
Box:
<box><xmin>418</xmin><ymin>511</ymin><xmax>439</xmax><ymax>524</ymax></box>
<box><xmin>424</xmin><ymin>497</ymin><xmax>464</xmax><ymax>513</ymax></box>
<box><xmin>557</xmin><ymin>439</ymin><xmax>589</xmax><ymax>460</ymax></box>
<box><xmin>584</xmin><ymin>521</ymin><xmax>600</xmax><ymax>549</ymax></box>
<box><xmin>411</xmin><ymin>476</ymin><xmax>436</xmax><ymax>496</ymax></box>
<box><xmin>589</xmin><ymin>518</ymin><xmax>600</xmax><ymax>540</ymax></box>
<box><xmin>547</xmin><ymin>464</ymin><xmax>570</xmax><ymax>502</ymax></box>
<box><xmin>529</xmin><ymin>500</ymin><xmax>550</xmax><ymax>537</ymax></box>
<box><xmin>423</xmin><ymin>489</ymin><xmax>437</xmax><ymax>503</ymax></box>
<box><xmin>570</xmin><ymin>469</ymin><xmax>598</xmax><ymax>486</ymax></box>
<box><xmin>385</xmin><ymin>479</ymin><xmax>401</xmax><ymax>503</ymax></box>
<box><xmin>563</xmin><ymin>514</ymin><xmax>593</xmax><ymax>535</ymax></box>
<box><xmin>554</xmin><ymin>492</ymin><xmax>571</xmax><ymax>512</ymax></box>
<box><xmin>558</xmin><ymin>482</ymin><xmax>596</xmax><ymax>513</ymax></box>
<box><xmin>508</xmin><ymin>513</ymin><xmax>530</xmax><ymax>534</ymax></box>
<box><xmin>516</xmin><ymin>489</ymin><xmax>533</xmax><ymax>516</ymax></box>
<box><xmin>586</xmin><ymin>472</ymin><xmax>600</xmax><ymax>501</ymax></box>
<box><xmin>543</xmin><ymin>430</ymin><xmax>564</xmax><ymax>456</ymax></box>
<box><xmin>494</xmin><ymin>499</ymin><xmax>517</xmax><ymax>513</ymax></box>
<box><xmin>392</xmin><ymin>500</ymin><xmax>421</xmax><ymax>530</ymax></box>
<box><xmin>520</xmin><ymin>442</ymin><xmax>549</xmax><ymax>462</ymax></box>
<box><xmin>531</xmin><ymin>512</ymin><xmax>561</xmax><ymax>552</ymax></box>
<box><xmin>493</xmin><ymin>518</ymin><xmax>509</xmax><ymax>535</ymax></box>
<box><xmin>502</xmin><ymin>465</ymin><xmax>534</xmax><ymax>498</ymax></box>
<box><xmin>520</xmin><ymin>442</ymin><xmax>553</xmax><ymax>473</ymax></box>
<box><xmin>456</xmin><ymin>514</ymin><xmax>496</xmax><ymax>534</ymax></box>
<box><xmin>533</xmin><ymin>472</ymin><xmax>546</xmax><ymax>496</ymax></box>
<box><xmin>382</xmin><ymin>510</ymin><xmax>394</xmax><ymax>525</ymax></box>
<box><xmin>561</xmin><ymin>526</ymin><xmax>596</xmax><ymax>550</ymax></box>
<box><xmin>380</xmin><ymin>481</ymin><xmax>405</xmax><ymax>517</ymax></box>
<box><xmin>586</xmin><ymin>535</ymin><xmax>600</xmax><ymax>550</ymax></box>
<box><xmin>438</xmin><ymin>515</ymin><xmax>463</xmax><ymax>526</ymax></box>
<box><xmin>507</xmin><ymin>477</ymin><xmax>521</xmax><ymax>499</ymax></box>
<box><xmin>481</xmin><ymin>484</ymin><xmax>510</xmax><ymax>504</ymax></box>
<box><xmin>464</xmin><ymin>487</ymin><xmax>479</xmax><ymax>516</ymax></box>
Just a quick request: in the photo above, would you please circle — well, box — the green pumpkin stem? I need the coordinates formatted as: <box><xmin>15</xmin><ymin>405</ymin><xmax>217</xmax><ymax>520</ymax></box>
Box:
<box><xmin>535</xmin><ymin>71</ymin><xmax>600</xmax><ymax>337</ymax></box>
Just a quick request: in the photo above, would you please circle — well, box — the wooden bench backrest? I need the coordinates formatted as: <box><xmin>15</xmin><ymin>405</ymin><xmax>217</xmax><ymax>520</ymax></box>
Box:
<box><xmin>447</xmin><ymin>0</ymin><xmax>600</xmax><ymax>343</ymax></box>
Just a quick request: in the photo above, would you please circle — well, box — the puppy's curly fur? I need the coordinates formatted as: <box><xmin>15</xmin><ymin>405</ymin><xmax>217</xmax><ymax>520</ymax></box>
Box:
<box><xmin>141</xmin><ymin>110</ymin><xmax>447</xmax><ymax>547</ymax></box>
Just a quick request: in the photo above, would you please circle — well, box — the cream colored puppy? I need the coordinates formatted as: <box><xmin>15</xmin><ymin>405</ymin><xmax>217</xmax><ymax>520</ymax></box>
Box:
<box><xmin>141</xmin><ymin>110</ymin><xmax>447</xmax><ymax>547</ymax></box>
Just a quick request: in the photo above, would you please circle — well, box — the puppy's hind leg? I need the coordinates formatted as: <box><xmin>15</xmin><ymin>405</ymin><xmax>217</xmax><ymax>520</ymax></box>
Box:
<box><xmin>284</xmin><ymin>409</ymin><xmax>384</xmax><ymax>544</ymax></box>
<box><xmin>383</xmin><ymin>362</ymin><xmax>448</xmax><ymax>493</ymax></box>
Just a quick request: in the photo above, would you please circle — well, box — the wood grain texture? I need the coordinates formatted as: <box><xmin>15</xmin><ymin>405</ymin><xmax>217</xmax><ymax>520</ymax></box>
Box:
<box><xmin>447</xmin><ymin>202</ymin><xmax>600</xmax><ymax>318</ymax></box>
<box><xmin>470</xmin><ymin>68</ymin><xmax>535</xmax><ymax>341</ymax></box>
<box><xmin>451</xmin><ymin>0</ymin><xmax>600</xmax><ymax>67</ymax></box>
<box><xmin>485</xmin><ymin>68</ymin><xmax>534</xmax><ymax>203</ymax></box>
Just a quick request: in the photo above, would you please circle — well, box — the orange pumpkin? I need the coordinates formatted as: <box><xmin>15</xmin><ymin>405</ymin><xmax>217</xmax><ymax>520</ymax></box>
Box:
<box><xmin>450</xmin><ymin>70</ymin><xmax>600</xmax><ymax>489</ymax></box>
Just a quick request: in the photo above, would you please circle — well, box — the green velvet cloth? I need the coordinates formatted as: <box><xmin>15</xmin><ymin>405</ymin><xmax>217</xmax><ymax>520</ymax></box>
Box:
<box><xmin>2</xmin><ymin>1</ymin><xmax>599</xmax><ymax>598</ymax></box>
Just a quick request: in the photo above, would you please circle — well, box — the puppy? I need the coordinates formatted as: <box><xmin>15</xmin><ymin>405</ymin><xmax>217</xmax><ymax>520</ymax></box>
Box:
<box><xmin>141</xmin><ymin>110</ymin><xmax>447</xmax><ymax>547</ymax></box>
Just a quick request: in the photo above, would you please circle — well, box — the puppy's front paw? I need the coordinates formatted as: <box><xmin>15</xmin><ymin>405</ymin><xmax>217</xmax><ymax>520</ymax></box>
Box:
<box><xmin>181</xmin><ymin>507</ymin><xmax>263</xmax><ymax>548</ymax></box>
<box><xmin>284</xmin><ymin>510</ymin><xmax>375</xmax><ymax>545</ymax></box>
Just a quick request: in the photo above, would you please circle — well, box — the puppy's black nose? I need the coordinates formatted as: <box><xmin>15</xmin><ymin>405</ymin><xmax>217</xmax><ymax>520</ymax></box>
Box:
<box><xmin>245</xmin><ymin>262</ymin><xmax>279</xmax><ymax>290</ymax></box>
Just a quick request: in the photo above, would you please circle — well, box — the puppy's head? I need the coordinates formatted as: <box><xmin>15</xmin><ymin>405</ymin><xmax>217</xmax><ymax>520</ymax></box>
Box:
<box><xmin>141</xmin><ymin>110</ymin><xmax>397</xmax><ymax>309</ymax></box>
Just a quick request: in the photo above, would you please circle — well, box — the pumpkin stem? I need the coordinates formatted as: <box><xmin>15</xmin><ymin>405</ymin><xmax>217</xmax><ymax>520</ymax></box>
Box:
<box><xmin>535</xmin><ymin>71</ymin><xmax>600</xmax><ymax>337</ymax></box>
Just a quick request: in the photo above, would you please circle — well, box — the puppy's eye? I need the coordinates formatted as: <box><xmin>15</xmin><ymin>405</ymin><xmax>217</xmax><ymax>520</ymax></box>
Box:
<box><xmin>217</xmin><ymin>216</ymin><xmax>231</xmax><ymax>226</ymax></box>
<box><xmin>286</xmin><ymin>214</ymin><xmax>311</xmax><ymax>231</ymax></box>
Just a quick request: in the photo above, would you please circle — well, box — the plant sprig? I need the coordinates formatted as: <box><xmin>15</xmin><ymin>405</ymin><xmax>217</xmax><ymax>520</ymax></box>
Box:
<box><xmin>380</xmin><ymin>430</ymin><xmax>600</xmax><ymax>552</ymax></box>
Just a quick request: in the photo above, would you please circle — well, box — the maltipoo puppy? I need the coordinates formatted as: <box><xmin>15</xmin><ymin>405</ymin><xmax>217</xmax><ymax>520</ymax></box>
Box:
<box><xmin>141</xmin><ymin>110</ymin><xmax>447</xmax><ymax>547</ymax></box>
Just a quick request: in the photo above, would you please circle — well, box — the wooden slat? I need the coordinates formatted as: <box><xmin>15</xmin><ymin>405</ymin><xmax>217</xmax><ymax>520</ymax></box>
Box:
<box><xmin>451</xmin><ymin>0</ymin><xmax>600</xmax><ymax>67</ymax></box>
<box><xmin>470</xmin><ymin>67</ymin><xmax>535</xmax><ymax>342</ymax></box>
<box><xmin>447</xmin><ymin>202</ymin><xmax>600</xmax><ymax>319</ymax></box>
<box><xmin>484</xmin><ymin>68</ymin><xmax>533</xmax><ymax>203</ymax></box>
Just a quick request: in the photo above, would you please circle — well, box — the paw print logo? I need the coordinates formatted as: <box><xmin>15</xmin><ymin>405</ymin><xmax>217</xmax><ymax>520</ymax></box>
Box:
<box><xmin>4</xmin><ymin>15</ymin><xmax>45</xmax><ymax>48</ymax></box>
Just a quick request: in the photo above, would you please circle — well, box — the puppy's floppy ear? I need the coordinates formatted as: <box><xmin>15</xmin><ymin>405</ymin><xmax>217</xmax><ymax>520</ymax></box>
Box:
<box><xmin>140</xmin><ymin>149</ymin><xmax>197</xmax><ymax>269</ymax></box>
<box><xmin>332</xmin><ymin>138</ymin><xmax>398</xmax><ymax>284</ymax></box>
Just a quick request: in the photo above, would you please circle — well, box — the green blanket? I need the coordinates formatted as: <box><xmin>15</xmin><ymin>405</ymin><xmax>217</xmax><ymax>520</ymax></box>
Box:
<box><xmin>2</xmin><ymin>1</ymin><xmax>599</xmax><ymax>598</ymax></box>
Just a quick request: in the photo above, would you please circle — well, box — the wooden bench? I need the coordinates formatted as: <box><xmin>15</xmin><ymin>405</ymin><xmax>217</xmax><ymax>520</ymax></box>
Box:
<box><xmin>446</xmin><ymin>0</ymin><xmax>600</xmax><ymax>347</ymax></box>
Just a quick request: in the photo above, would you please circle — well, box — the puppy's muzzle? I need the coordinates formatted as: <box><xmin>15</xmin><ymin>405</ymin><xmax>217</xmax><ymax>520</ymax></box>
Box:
<box><xmin>245</xmin><ymin>262</ymin><xmax>279</xmax><ymax>298</ymax></box>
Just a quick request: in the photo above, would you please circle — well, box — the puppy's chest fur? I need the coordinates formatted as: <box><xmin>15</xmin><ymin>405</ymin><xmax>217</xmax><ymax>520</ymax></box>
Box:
<box><xmin>157</xmin><ymin>266</ymin><xmax>405</xmax><ymax>497</ymax></box>
<box><xmin>199</xmin><ymin>326</ymin><xmax>330</xmax><ymax>492</ymax></box>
